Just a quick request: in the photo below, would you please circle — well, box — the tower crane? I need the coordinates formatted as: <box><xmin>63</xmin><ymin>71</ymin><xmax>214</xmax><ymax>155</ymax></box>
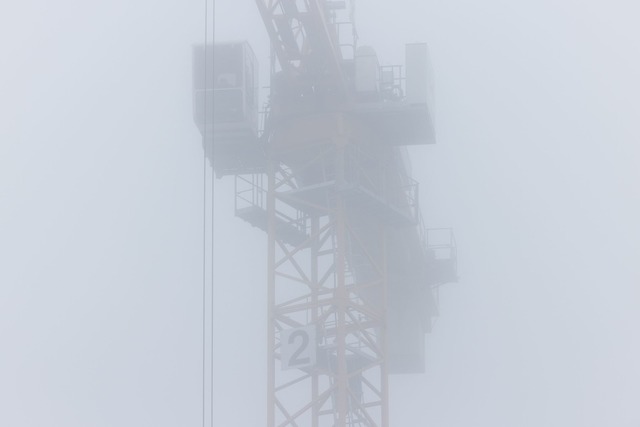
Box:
<box><xmin>193</xmin><ymin>1</ymin><xmax>457</xmax><ymax>425</ymax></box>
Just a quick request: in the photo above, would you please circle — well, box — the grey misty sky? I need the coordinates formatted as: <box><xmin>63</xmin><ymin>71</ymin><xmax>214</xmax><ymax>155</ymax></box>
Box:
<box><xmin>0</xmin><ymin>1</ymin><xmax>638</xmax><ymax>426</ymax></box>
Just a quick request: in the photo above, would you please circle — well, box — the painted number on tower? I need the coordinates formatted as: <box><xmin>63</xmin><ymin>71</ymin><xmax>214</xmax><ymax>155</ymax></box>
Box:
<box><xmin>281</xmin><ymin>325</ymin><xmax>316</xmax><ymax>370</ymax></box>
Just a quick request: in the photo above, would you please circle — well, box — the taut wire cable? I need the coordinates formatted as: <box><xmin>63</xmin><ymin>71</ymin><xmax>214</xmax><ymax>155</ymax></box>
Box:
<box><xmin>209</xmin><ymin>4</ymin><xmax>216</xmax><ymax>427</ymax></box>
<box><xmin>202</xmin><ymin>0</ymin><xmax>216</xmax><ymax>426</ymax></box>
<box><xmin>202</xmin><ymin>0</ymin><xmax>208</xmax><ymax>423</ymax></box>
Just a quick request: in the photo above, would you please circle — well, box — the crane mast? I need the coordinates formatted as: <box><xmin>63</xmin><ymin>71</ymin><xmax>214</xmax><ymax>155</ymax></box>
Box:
<box><xmin>193</xmin><ymin>1</ymin><xmax>457</xmax><ymax>425</ymax></box>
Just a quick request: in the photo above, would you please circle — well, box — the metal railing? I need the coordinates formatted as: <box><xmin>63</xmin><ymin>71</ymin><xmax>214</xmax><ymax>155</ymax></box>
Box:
<box><xmin>378</xmin><ymin>65</ymin><xmax>404</xmax><ymax>101</ymax></box>
<box><xmin>419</xmin><ymin>224</ymin><xmax>457</xmax><ymax>264</ymax></box>
<box><xmin>235</xmin><ymin>173</ymin><xmax>267</xmax><ymax>212</ymax></box>
<box><xmin>235</xmin><ymin>173</ymin><xmax>310</xmax><ymax>242</ymax></box>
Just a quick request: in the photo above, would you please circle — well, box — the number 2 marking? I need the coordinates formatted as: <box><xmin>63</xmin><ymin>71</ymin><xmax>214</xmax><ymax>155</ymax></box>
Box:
<box><xmin>288</xmin><ymin>330</ymin><xmax>310</xmax><ymax>366</ymax></box>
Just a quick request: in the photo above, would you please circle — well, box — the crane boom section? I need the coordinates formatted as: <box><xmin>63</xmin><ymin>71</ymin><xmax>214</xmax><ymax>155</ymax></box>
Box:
<box><xmin>254</xmin><ymin>0</ymin><xmax>351</xmax><ymax>101</ymax></box>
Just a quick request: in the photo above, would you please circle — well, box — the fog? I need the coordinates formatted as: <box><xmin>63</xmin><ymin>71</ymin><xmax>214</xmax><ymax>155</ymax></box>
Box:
<box><xmin>1</xmin><ymin>1</ymin><xmax>639</xmax><ymax>426</ymax></box>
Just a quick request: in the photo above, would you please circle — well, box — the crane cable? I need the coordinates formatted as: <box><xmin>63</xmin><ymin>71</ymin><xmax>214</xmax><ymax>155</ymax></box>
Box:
<box><xmin>202</xmin><ymin>0</ymin><xmax>215</xmax><ymax>426</ymax></box>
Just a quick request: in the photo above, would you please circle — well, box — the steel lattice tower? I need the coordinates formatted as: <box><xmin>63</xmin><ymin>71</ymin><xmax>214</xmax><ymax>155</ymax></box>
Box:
<box><xmin>193</xmin><ymin>1</ymin><xmax>457</xmax><ymax>425</ymax></box>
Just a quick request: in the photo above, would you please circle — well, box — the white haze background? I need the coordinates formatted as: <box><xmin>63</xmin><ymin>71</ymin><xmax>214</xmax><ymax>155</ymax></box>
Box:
<box><xmin>1</xmin><ymin>0</ymin><xmax>639</xmax><ymax>426</ymax></box>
